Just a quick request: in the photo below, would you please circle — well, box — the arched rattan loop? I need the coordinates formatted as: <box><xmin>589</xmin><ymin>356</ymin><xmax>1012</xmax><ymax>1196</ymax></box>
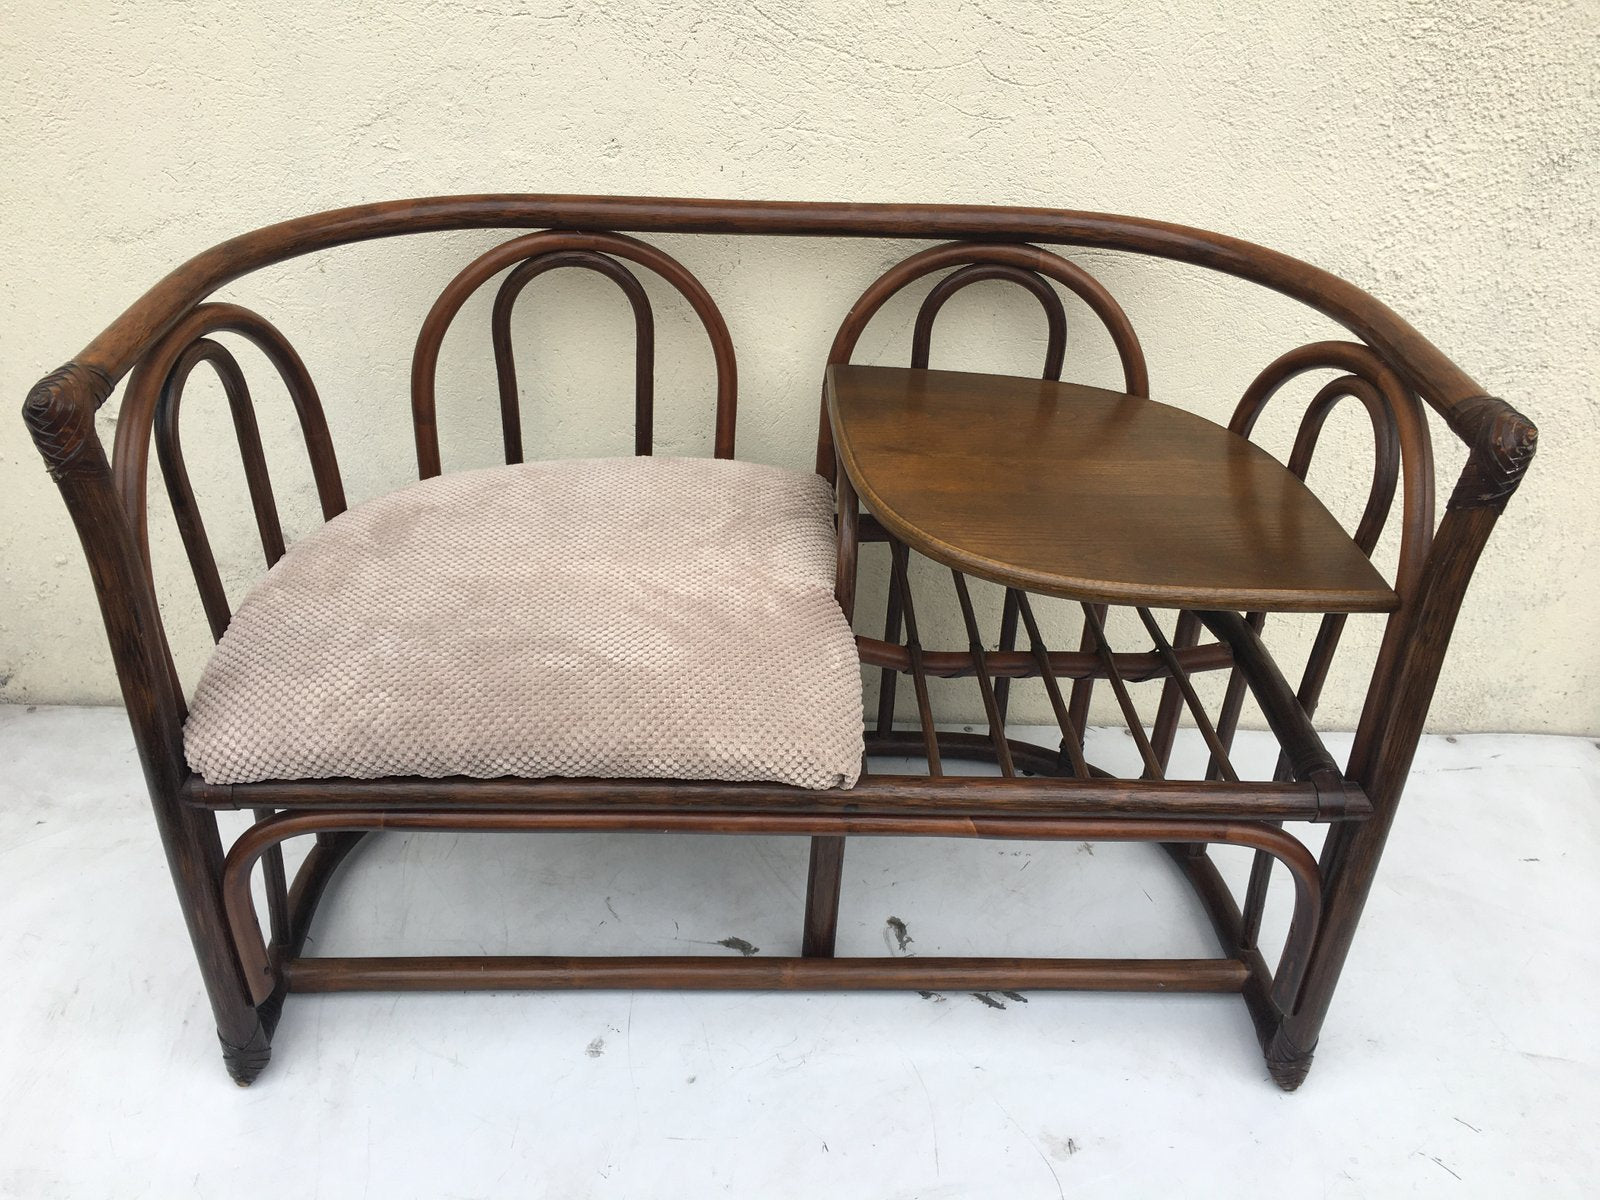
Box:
<box><xmin>910</xmin><ymin>262</ymin><xmax>1068</xmax><ymax>380</ymax></box>
<box><xmin>817</xmin><ymin>241</ymin><xmax>1147</xmax><ymax>476</ymax></box>
<box><xmin>1289</xmin><ymin>376</ymin><xmax>1400</xmax><ymax>557</ymax></box>
<box><xmin>1231</xmin><ymin>340</ymin><xmax>1434</xmax><ymax>599</ymax></box>
<box><xmin>114</xmin><ymin>302</ymin><xmax>347</xmax><ymax>570</ymax></box>
<box><xmin>490</xmin><ymin>249</ymin><xmax>656</xmax><ymax>463</ymax></box>
<box><xmin>413</xmin><ymin>230</ymin><xmax>736</xmax><ymax>478</ymax></box>
<box><xmin>1193</xmin><ymin>343</ymin><xmax>1434</xmax><ymax>810</ymax></box>
<box><xmin>153</xmin><ymin>339</ymin><xmax>284</xmax><ymax>641</ymax></box>
<box><xmin>1203</xmin><ymin>373</ymin><xmax>1405</xmax><ymax>793</ymax></box>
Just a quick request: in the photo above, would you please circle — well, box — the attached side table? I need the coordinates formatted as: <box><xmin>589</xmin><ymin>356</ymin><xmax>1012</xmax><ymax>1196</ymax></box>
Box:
<box><xmin>828</xmin><ymin>364</ymin><xmax>1397</xmax><ymax>612</ymax></box>
<box><xmin>825</xmin><ymin>363</ymin><xmax>1409</xmax><ymax>1087</ymax></box>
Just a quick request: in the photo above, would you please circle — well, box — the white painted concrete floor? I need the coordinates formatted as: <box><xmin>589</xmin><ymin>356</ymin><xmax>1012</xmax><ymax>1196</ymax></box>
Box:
<box><xmin>1</xmin><ymin>704</ymin><xmax>1596</xmax><ymax>1198</ymax></box>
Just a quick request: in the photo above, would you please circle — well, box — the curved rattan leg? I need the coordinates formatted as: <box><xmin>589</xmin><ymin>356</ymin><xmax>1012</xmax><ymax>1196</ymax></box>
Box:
<box><xmin>1265</xmin><ymin>815</ymin><xmax>1395</xmax><ymax>1091</ymax></box>
<box><xmin>218</xmin><ymin>831</ymin><xmax>370</xmax><ymax>1082</ymax></box>
<box><xmin>159</xmin><ymin>806</ymin><xmax>277</xmax><ymax>1086</ymax></box>
<box><xmin>1162</xmin><ymin>838</ymin><xmax>1331</xmax><ymax>1090</ymax></box>
<box><xmin>284</xmin><ymin>830</ymin><xmax>370</xmax><ymax>958</ymax></box>
<box><xmin>802</xmin><ymin>836</ymin><xmax>846</xmax><ymax>956</ymax></box>
<box><xmin>1160</xmin><ymin>843</ymin><xmax>1315</xmax><ymax>1089</ymax></box>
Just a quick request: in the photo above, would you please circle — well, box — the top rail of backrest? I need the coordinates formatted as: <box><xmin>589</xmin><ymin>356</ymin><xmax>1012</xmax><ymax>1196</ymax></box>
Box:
<box><xmin>64</xmin><ymin>194</ymin><xmax>1507</xmax><ymax>450</ymax></box>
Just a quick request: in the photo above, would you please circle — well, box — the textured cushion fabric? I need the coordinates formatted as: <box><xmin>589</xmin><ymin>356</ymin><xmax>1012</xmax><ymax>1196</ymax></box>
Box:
<box><xmin>183</xmin><ymin>456</ymin><xmax>863</xmax><ymax>789</ymax></box>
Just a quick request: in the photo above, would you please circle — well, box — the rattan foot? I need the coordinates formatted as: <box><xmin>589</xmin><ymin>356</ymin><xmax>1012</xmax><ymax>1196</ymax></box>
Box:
<box><xmin>220</xmin><ymin>1016</ymin><xmax>273</xmax><ymax>1086</ymax></box>
<box><xmin>1265</xmin><ymin>1028</ymin><xmax>1315</xmax><ymax>1092</ymax></box>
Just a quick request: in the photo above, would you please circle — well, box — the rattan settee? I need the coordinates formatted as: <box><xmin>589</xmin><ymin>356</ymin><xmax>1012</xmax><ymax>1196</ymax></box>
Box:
<box><xmin>23</xmin><ymin>196</ymin><xmax>1536</xmax><ymax>1088</ymax></box>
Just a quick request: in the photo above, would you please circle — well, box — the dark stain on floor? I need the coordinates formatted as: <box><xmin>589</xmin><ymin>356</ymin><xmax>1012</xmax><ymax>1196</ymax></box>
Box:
<box><xmin>886</xmin><ymin>916</ymin><xmax>914</xmax><ymax>952</ymax></box>
<box><xmin>718</xmin><ymin>936</ymin><xmax>760</xmax><ymax>956</ymax></box>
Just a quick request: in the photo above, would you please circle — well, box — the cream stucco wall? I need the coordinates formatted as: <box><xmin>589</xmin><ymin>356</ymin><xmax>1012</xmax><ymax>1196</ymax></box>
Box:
<box><xmin>2</xmin><ymin>1</ymin><xmax>1596</xmax><ymax>734</ymax></box>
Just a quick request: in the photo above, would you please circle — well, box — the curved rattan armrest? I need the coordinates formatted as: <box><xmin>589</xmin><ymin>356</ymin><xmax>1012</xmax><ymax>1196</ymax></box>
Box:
<box><xmin>1440</xmin><ymin>394</ymin><xmax>1538</xmax><ymax>513</ymax></box>
<box><xmin>21</xmin><ymin>362</ymin><xmax>114</xmax><ymax>484</ymax></box>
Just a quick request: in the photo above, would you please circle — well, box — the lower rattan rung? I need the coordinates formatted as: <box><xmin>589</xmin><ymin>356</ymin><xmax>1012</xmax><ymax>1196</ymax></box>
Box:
<box><xmin>283</xmin><ymin>954</ymin><xmax>1250</xmax><ymax>993</ymax></box>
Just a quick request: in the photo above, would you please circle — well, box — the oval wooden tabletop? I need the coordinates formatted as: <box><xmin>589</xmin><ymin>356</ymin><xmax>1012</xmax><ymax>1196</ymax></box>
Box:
<box><xmin>826</xmin><ymin>365</ymin><xmax>1398</xmax><ymax>614</ymax></box>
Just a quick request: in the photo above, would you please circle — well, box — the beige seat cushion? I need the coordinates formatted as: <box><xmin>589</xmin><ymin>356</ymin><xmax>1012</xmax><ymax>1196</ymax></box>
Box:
<box><xmin>184</xmin><ymin>456</ymin><xmax>863</xmax><ymax>789</ymax></box>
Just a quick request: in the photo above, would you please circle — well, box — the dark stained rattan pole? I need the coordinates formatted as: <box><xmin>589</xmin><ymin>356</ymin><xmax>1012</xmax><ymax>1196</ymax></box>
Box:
<box><xmin>951</xmin><ymin>570</ymin><xmax>1015</xmax><ymax>777</ymax></box>
<box><xmin>1136</xmin><ymin>607</ymin><xmax>1240</xmax><ymax>782</ymax></box>
<box><xmin>1149</xmin><ymin>611</ymin><xmax>1201</xmax><ymax>773</ymax></box>
<box><xmin>1162</xmin><ymin>843</ymin><xmax>1280</xmax><ymax>1048</ymax></box>
<box><xmin>1230</xmin><ymin>368</ymin><xmax>1407</xmax><ymax>950</ymax></box>
<box><xmin>251</xmin><ymin>807</ymin><xmax>290</xmax><ymax>949</ymax></box>
<box><xmin>802</xmin><ymin>835</ymin><xmax>847</xmax><ymax>959</ymax></box>
<box><xmin>1065</xmin><ymin>608</ymin><xmax>1104</xmax><ymax>748</ymax></box>
<box><xmin>54</xmin><ymin>195</ymin><xmax>1511</xmax><ymax>439</ymax></box>
<box><xmin>413</xmin><ymin>230</ymin><xmax>737</xmax><ymax>477</ymax></box>
<box><xmin>864</xmin><ymin>730</ymin><xmax>1069</xmax><ymax>780</ymax></box>
<box><xmin>1193</xmin><ymin>610</ymin><xmax>1343</xmax><ymax>786</ymax></box>
<box><xmin>1208</xmin><ymin>643</ymin><xmax>1257</xmax><ymax>781</ymax></box>
<box><xmin>1239</xmin><ymin>842</ymin><xmax>1278</xmax><ymax>952</ymax></box>
<box><xmin>1079</xmin><ymin>603</ymin><xmax>1164</xmax><ymax>779</ymax></box>
<box><xmin>116</xmin><ymin>302</ymin><xmax>348</xmax><ymax>570</ymax></box>
<box><xmin>854</xmin><ymin>634</ymin><xmax>1235</xmax><ymax>683</ymax></box>
<box><xmin>283</xmin><ymin>831</ymin><xmax>367</xmax><ymax>959</ymax></box>
<box><xmin>892</xmin><ymin>541</ymin><xmax>942</xmax><ymax>776</ymax></box>
<box><xmin>993</xmin><ymin>586</ymin><xmax>1022</xmax><ymax>722</ymax></box>
<box><xmin>875</xmin><ymin>559</ymin><xmax>904</xmax><ymax>734</ymax></box>
<box><xmin>1238</xmin><ymin>611</ymin><xmax>1366</xmax><ymax>951</ymax></box>
<box><xmin>1014</xmin><ymin>591</ymin><xmax>1090</xmax><ymax>778</ymax></box>
<box><xmin>285</xmin><ymin>955</ymin><xmax>1251</xmax><ymax>994</ymax></box>
<box><xmin>194</xmin><ymin>768</ymin><xmax>1364</xmax><ymax>822</ymax></box>
<box><xmin>833</xmin><ymin>457</ymin><xmax>861</xmax><ymax>623</ymax></box>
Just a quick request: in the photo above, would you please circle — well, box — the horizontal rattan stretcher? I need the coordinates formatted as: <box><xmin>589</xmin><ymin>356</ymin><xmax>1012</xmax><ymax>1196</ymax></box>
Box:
<box><xmin>23</xmin><ymin>194</ymin><xmax>1535</xmax><ymax>1091</ymax></box>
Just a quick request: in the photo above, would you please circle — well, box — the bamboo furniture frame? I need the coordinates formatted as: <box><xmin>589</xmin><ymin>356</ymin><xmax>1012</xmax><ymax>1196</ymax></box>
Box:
<box><xmin>22</xmin><ymin>195</ymin><xmax>1536</xmax><ymax>1089</ymax></box>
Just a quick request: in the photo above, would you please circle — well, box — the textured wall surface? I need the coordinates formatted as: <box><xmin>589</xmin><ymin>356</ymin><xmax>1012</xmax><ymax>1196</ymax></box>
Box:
<box><xmin>2</xmin><ymin>0</ymin><xmax>1596</xmax><ymax>734</ymax></box>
